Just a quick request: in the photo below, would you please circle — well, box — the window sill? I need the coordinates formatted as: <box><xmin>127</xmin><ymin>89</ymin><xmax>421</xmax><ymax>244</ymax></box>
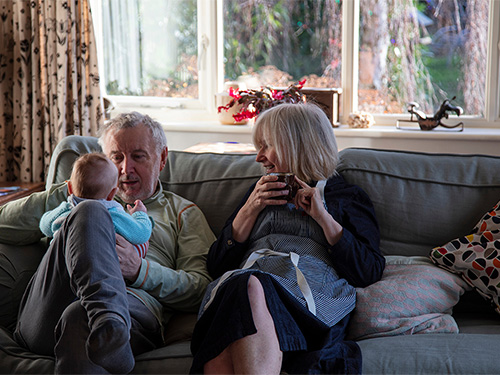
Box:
<box><xmin>161</xmin><ymin>122</ymin><xmax>500</xmax><ymax>156</ymax></box>
<box><xmin>110</xmin><ymin>106</ymin><xmax>500</xmax><ymax>155</ymax></box>
<box><xmin>332</xmin><ymin>125</ymin><xmax>500</xmax><ymax>141</ymax></box>
<box><xmin>161</xmin><ymin>120</ymin><xmax>500</xmax><ymax>139</ymax></box>
<box><xmin>162</xmin><ymin>120</ymin><xmax>254</xmax><ymax>134</ymax></box>
<box><xmin>332</xmin><ymin>125</ymin><xmax>500</xmax><ymax>156</ymax></box>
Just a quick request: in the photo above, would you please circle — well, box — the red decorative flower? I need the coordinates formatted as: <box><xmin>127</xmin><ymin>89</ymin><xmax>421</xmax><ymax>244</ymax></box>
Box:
<box><xmin>218</xmin><ymin>80</ymin><xmax>307</xmax><ymax>121</ymax></box>
<box><xmin>228</xmin><ymin>86</ymin><xmax>241</xmax><ymax>100</ymax></box>
<box><xmin>271</xmin><ymin>89</ymin><xmax>284</xmax><ymax>100</ymax></box>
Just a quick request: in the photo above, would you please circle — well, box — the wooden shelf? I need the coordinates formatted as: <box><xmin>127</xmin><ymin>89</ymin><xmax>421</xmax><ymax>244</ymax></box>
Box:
<box><xmin>0</xmin><ymin>182</ymin><xmax>45</xmax><ymax>206</ymax></box>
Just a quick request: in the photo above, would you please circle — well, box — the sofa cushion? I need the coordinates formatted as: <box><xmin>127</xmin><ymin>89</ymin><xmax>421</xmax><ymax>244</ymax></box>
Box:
<box><xmin>0</xmin><ymin>327</ymin><xmax>54</xmax><ymax>373</ymax></box>
<box><xmin>347</xmin><ymin>256</ymin><xmax>469</xmax><ymax>341</ymax></box>
<box><xmin>45</xmin><ymin>135</ymin><xmax>101</xmax><ymax>189</ymax></box>
<box><xmin>358</xmin><ymin>333</ymin><xmax>500</xmax><ymax>374</ymax></box>
<box><xmin>133</xmin><ymin>342</ymin><xmax>193</xmax><ymax>374</ymax></box>
<box><xmin>0</xmin><ymin>325</ymin><xmax>195</xmax><ymax>375</ymax></box>
<box><xmin>0</xmin><ymin>242</ymin><xmax>47</xmax><ymax>332</ymax></box>
<box><xmin>162</xmin><ymin>313</ymin><xmax>197</xmax><ymax>346</ymax></box>
<box><xmin>161</xmin><ymin>151</ymin><xmax>262</xmax><ymax>236</ymax></box>
<box><xmin>337</xmin><ymin>148</ymin><xmax>500</xmax><ymax>257</ymax></box>
<box><xmin>430</xmin><ymin>199</ymin><xmax>500</xmax><ymax>314</ymax></box>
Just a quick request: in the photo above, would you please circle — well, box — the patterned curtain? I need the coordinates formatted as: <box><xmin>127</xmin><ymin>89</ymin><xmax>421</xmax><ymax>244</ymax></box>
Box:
<box><xmin>0</xmin><ymin>0</ymin><xmax>103</xmax><ymax>183</ymax></box>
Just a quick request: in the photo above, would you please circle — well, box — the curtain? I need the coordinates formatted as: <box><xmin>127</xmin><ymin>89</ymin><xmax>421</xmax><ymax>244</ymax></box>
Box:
<box><xmin>0</xmin><ymin>0</ymin><xmax>103</xmax><ymax>183</ymax></box>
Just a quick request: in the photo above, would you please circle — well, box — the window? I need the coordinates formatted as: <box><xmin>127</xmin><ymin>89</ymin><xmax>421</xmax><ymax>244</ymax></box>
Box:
<box><xmin>90</xmin><ymin>0</ymin><xmax>500</xmax><ymax>126</ymax></box>
<box><xmin>358</xmin><ymin>0</ymin><xmax>488</xmax><ymax>117</ymax></box>
<box><xmin>222</xmin><ymin>1</ymin><xmax>342</xmax><ymax>89</ymax></box>
<box><xmin>101</xmin><ymin>0</ymin><xmax>198</xmax><ymax>99</ymax></box>
<box><xmin>90</xmin><ymin>0</ymin><xmax>206</xmax><ymax>109</ymax></box>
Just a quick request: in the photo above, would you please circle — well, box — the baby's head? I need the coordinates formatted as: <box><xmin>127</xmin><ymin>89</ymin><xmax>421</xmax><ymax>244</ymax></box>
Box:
<box><xmin>68</xmin><ymin>153</ymin><xmax>119</xmax><ymax>201</ymax></box>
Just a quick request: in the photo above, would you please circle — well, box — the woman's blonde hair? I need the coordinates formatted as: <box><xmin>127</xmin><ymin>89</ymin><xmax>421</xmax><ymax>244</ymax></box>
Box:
<box><xmin>252</xmin><ymin>102</ymin><xmax>339</xmax><ymax>182</ymax></box>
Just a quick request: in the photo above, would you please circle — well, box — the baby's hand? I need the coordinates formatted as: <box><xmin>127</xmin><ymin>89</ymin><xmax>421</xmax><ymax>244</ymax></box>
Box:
<box><xmin>127</xmin><ymin>200</ymin><xmax>147</xmax><ymax>214</ymax></box>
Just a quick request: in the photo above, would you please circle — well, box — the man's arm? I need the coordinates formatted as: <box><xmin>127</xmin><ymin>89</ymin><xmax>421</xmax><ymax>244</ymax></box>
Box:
<box><xmin>0</xmin><ymin>183</ymin><xmax>68</xmax><ymax>245</ymax></box>
<box><xmin>129</xmin><ymin>199</ymin><xmax>215</xmax><ymax>313</ymax></box>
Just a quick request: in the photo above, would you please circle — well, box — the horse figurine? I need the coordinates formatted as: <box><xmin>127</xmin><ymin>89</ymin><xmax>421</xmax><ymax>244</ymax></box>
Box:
<box><xmin>398</xmin><ymin>96</ymin><xmax>464</xmax><ymax>131</ymax></box>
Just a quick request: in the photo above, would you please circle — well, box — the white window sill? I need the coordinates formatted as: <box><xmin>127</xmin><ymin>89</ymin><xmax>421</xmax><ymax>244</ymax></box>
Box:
<box><xmin>161</xmin><ymin>120</ymin><xmax>500</xmax><ymax>140</ymax></box>
<box><xmin>110</xmin><ymin>107</ymin><xmax>500</xmax><ymax>155</ymax></box>
<box><xmin>162</xmin><ymin>120</ymin><xmax>254</xmax><ymax>134</ymax></box>
<box><xmin>160</xmin><ymin>122</ymin><xmax>500</xmax><ymax>156</ymax></box>
<box><xmin>332</xmin><ymin>125</ymin><xmax>500</xmax><ymax>141</ymax></box>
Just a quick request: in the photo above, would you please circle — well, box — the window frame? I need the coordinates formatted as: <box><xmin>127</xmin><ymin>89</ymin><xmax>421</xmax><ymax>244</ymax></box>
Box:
<box><xmin>92</xmin><ymin>0</ymin><xmax>500</xmax><ymax>127</ymax></box>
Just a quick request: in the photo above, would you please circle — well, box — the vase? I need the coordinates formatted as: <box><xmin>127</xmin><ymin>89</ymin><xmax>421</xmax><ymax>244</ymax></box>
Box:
<box><xmin>215</xmin><ymin>82</ymin><xmax>248</xmax><ymax>125</ymax></box>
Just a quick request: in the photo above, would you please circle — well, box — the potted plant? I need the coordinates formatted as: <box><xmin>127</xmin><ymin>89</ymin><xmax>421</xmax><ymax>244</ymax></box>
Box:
<box><xmin>218</xmin><ymin>80</ymin><xmax>306</xmax><ymax>124</ymax></box>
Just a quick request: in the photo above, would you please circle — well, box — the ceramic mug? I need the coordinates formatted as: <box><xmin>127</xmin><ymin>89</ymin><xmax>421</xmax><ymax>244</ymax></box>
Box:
<box><xmin>268</xmin><ymin>172</ymin><xmax>299</xmax><ymax>202</ymax></box>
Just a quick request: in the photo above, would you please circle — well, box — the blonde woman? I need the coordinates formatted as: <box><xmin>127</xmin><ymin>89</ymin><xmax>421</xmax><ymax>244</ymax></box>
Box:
<box><xmin>191</xmin><ymin>103</ymin><xmax>385</xmax><ymax>374</ymax></box>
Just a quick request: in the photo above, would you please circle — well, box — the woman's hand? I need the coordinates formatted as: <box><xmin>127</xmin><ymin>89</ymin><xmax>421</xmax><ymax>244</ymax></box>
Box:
<box><xmin>294</xmin><ymin>177</ymin><xmax>344</xmax><ymax>246</ymax></box>
<box><xmin>232</xmin><ymin>175</ymin><xmax>288</xmax><ymax>242</ymax></box>
<box><xmin>247</xmin><ymin>174</ymin><xmax>290</xmax><ymax>211</ymax></box>
<box><xmin>293</xmin><ymin>178</ymin><xmax>326</xmax><ymax>221</ymax></box>
<box><xmin>115</xmin><ymin>234</ymin><xmax>141</xmax><ymax>282</ymax></box>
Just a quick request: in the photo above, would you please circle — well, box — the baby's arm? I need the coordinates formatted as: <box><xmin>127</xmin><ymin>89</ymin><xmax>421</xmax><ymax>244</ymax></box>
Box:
<box><xmin>127</xmin><ymin>200</ymin><xmax>147</xmax><ymax>214</ymax></box>
<box><xmin>39</xmin><ymin>201</ymin><xmax>72</xmax><ymax>237</ymax></box>
<box><xmin>111</xmin><ymin>206</ymin><xmax>153</xmax><ymax>245</ymax></box>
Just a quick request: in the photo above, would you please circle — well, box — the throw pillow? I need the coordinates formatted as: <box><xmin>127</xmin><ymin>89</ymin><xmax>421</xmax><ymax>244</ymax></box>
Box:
<box><xmin>430</xmin><ymin>200</ymin><xmax>500</xmax><ymax>315</ymax></box>
<box><xmin>346</xmin><ymin>256</ymin><xmax>468</xmax><ymax>341</ymax></box>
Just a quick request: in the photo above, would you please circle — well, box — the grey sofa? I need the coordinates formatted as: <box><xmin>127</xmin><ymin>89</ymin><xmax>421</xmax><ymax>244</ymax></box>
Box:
<box><xmin>1</xmin><ymin>135</ymin><xmax>500</xmax><ymax>374</ymax></box>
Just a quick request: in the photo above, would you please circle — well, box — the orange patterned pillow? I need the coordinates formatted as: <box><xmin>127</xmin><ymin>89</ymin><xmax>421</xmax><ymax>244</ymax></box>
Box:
<box><xmin>430</xmin><ymin>200</ymin><xmax>500</xmax><ymax>315</ymax></box>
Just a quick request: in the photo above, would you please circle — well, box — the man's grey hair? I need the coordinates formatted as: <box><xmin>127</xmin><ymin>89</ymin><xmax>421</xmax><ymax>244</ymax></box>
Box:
<box><xmin>97</xmin><ymin>112</ymin><xmax>168</xmax><ymax>153</ymax></box>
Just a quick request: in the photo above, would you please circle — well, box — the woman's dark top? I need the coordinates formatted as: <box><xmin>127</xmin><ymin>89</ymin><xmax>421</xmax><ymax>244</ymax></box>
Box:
<box><xmin>207</xmin><ymin>173</ymin><xmax>384</xmax><ymax>287</ymax></box>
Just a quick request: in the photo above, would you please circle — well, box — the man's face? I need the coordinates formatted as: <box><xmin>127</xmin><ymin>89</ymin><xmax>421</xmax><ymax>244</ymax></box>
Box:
<box><xmin>102</xmin><ymin>124</ymin><xmax>167</xmax><ymax>203</ymax></box>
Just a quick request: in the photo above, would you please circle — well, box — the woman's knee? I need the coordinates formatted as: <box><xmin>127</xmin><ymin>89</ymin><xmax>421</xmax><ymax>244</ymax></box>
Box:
<box><xmin>247</xmin><ymin>275</ymin><xmax>265</xmax><ymax>300</ymax></box>
<box><xmin>247</xmin><ymin>275</ymin><xmax>270</xmax><ymax>316</ymax></box>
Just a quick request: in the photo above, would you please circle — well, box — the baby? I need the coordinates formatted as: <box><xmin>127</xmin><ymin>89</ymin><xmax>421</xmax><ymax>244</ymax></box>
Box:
<box><xmin>40</xmin><ymin>152</ymin><xmax>152</xmax><ymax>258</ymax></box>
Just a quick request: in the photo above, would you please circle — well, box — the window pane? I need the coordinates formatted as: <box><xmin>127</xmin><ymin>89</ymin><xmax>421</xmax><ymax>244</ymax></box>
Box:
<box><xmin>359</xmin><ymin>0</ymin><xmax>488</xmax><ymax>116</ymax></box>
<box><xmin>100</xmin><ymin>0</ymin><xmax>198</xmax><ymax>98</ymax></box>
<box><xmin>223</xmin><ymin>0</ymin><xmax>342</xmax><ymax>89</ymax></box>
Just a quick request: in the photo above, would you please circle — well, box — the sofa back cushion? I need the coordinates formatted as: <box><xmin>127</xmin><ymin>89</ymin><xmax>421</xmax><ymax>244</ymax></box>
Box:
<box><xmin>337</xmin><ymin>148</ymin><xmax>500</xmax><ymax>257</ymax></box>
<box><xmin>48</xmin><ymin>138</ymin><xmax>500</xmax><ymax>257</ymax></box>
<box><xmin>161</xmin><ymin>151</ymin><xmax>262</xmax><ymax>236</ymax></box>
<box><xmin>46</xmin><ymin>135</ymin><xmax>101</xmax><ymax>189</ymax></box>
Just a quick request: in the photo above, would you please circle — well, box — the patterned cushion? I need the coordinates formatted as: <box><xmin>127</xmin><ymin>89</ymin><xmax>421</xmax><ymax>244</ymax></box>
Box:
<box><xmin>346</xmin><ymin>256</ymin><xmax>468</xmax><ymax>341</ymax></box>
<box><xmin>430</xmin><ymin>200</ymin><xmax>500</xmax><ymax>314</ymax></box>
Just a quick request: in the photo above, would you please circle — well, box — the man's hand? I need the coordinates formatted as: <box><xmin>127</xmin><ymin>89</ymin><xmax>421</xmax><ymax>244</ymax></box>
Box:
<box><xmin>115</xmin><ymin>234</ymin><xmax>141</xmax><ymax>282</ymax></box>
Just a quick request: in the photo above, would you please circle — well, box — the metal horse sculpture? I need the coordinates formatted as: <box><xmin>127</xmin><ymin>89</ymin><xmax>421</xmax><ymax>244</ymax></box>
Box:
<box><xmin>398</xmin><ymin>96</ymin><xmax>464</xmax><ymax>131</ymax></box>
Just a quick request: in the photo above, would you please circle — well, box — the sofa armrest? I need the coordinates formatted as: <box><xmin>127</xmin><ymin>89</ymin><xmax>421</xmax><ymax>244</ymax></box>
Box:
<box><xmin>0</xmin><ymin>241</ymin><xmax>47</xmax><ymax>332</ymax></box>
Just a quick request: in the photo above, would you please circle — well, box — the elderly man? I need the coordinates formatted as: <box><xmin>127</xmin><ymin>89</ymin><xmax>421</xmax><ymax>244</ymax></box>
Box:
<box><xmin>0</xmin><ymin>112</ymin><xmax>215</xmax><ymax>373</ymax></box>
